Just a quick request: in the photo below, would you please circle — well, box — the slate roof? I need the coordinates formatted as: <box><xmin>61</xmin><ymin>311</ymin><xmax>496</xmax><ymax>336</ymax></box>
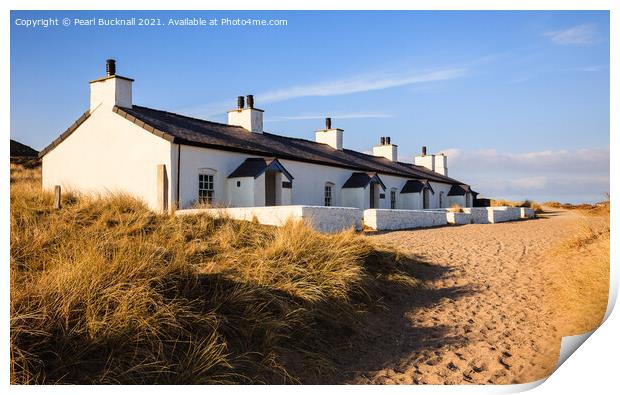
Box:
<box><xmin>228</xmin><ymin>158</ymin><xmax>293</xmax><ymax>181</ymax></box>
<box><xmin>401</xmin><ymin>179</ymin><xmax>434</xmax><ymax>194</ymax></box>
<box><xmin>342</xmin><ymin>172</ymin><xmax>386</xmax><ymax>190</ymax></box>
<box><xmin>10</xmin><ymin>139</ymin><xmax>38</xmax><ymax>157</ymax></box>
<box><xmin>448</xmin><ymin>184</ymin><xmax>477</xmax><ymax>196</ymax></box>
<box><xmin>39</xmin><ymin>104</ymin><xmax>471</xmax><ymax>187</ymax></box>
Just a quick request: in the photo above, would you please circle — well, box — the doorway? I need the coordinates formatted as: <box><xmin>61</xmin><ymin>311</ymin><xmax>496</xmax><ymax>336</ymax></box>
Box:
<box><xmin>423</xmin><ymin>188</ymin><xmax>430</xmax><ymax>209</ymax></box>
<box><xmin>265</xmin><ymin>171</ymin><xmax>276</xmax><ymax>206</ymax></box>
<box><xmin>369</xmin><ymin>184</ymin><xmax>376</xmax><ymax>208</ymax></box>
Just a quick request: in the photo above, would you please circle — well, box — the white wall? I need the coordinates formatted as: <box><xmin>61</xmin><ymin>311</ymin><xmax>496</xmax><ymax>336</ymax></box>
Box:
<box><xmin>42</xmin><ymin>106</ymin><xmax>172</xmax><ymax>211</ymax></box>
<box><xmin>428</xmin><ymin>181</ymin><xmax>453</xmax><ymax>209</ymax></box>
<box><xmin>227</xmin><ymin>176</ymin><xmax>254</xmax><ymax>207</ymax></box>
<box><xmin>364</xmin><ymin>209</ymin><xmax>448</xmax><ymax>230</ymax></box>
<box><xmin>176</xmin><ymin>145</ymin><xmax>251</xmax><ymax>208</ymax></box>
<box><xmin>173</xmin><ymin>144</ymin><xmax>457</xmax><ymax>211</ymax></box>
<box><xmin>176</xmin><ymin>205</ymin><xmax>362</xmax><ymax>233</ymax></box>
<box><xmin>342</xmin><ymin>188</ymin><xmax>364</xmax><ymax>209</ymax></box>
<box><xmin>401</xmin><ymin>192</ymin><xmax>422</xmax><ymax>210</ymax></box>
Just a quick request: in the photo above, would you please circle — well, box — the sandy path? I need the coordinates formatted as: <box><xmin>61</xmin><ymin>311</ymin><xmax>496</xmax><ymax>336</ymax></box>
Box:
<box><xmin>337</xmin><ymin>209</ymin><xmax>583</xmax><ymax>384</ymax></box>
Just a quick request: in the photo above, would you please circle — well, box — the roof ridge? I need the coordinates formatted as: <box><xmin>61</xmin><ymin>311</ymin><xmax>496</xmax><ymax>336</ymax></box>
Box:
<box><xmin>39</xmin><ymin>104</ymin><xmax>468</xmax><ymax>186</ymax></box>
<box><xmin>127</xmin><ymin>105</ymin><xmax>246</xmax><ymax>130</ymax></box>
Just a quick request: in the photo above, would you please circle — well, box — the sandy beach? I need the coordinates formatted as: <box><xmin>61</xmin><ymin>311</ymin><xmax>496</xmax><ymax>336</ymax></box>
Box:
<box><xmin>325</xmin><ymin>209</ymin><xmax>608</xmax><ymax>384</ymax></box>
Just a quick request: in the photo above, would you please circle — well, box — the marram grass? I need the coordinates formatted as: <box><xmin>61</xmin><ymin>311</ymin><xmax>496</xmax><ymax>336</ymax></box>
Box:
<box><xmin>10</xmin><ymin>163</ymin><xmax>417</xmax><ymax>384</ymax></box>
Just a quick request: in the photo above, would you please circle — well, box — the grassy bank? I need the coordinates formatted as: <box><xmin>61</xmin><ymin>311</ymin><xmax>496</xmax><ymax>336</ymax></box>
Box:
<box><xmin>545</xmin><ymin>201</ymin><xmax>610</xmax><ymax>336</ymax></box>
<box><xmin>490</xmin><ymin>198</ymin><xmax>544</xmax><ymax>213</ymax></box>
<box><xmin>10</xmin><ymin>164</ymin><xmax>416</xmax><ymax>384</ymax></box>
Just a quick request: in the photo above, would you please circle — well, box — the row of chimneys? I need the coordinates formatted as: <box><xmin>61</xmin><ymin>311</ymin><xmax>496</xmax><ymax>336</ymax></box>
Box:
<box><xmin>91</xmin><ymin>59</ymin><xmax>447</xmax><ymax>175</ymax></box>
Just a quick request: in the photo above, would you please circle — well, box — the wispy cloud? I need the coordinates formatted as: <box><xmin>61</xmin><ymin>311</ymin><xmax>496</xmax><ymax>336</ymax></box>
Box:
<box><xmin>258</xmin><ymin>68</ymin><xmax>466</xmax><ymax>103</ymax></box>
<box><xmin>176</xmin><ymin>67</ymin><xmax>467</xmax><ymax>118</ymax></box>
<box><xmin>266</xmin><ymin>112</ymin><xmax>392</xmax><ymax>122</ymax></box>
<box><xmin>565</xmin><ymin>65</ymin><xmax>606</xmax><ymax>72</ymax></box>
<box><xmin>543</xmin><ymin>24</ymin><xmax>599</xmax><ymax>45</ymax></box>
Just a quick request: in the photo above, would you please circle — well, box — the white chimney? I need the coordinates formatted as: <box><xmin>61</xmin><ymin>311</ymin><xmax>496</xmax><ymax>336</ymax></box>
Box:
<box><xmin>434</xmin><ymin>153</ymin><xmax>448</xmax><ymax>176</ymax></box>
<box><xmin>373</xmin><ymin>136</ymin><xmax>398</xmax><ymax>161</ymax></box>
<box><xmin>89</xmin><ymin>59</ymin><xmax>133</xmax><ymax>112</ymax></box>
<box><xmin>414</xmin><ymin>146</ymin><xmax>448</xmax><ymax>176</ymax></box>
<box><xmin>315</xmin><ymin>117</ymin><xmax>343</xmax><ymax>150</ymax></box>
<box><xmin>227</xmin><ymin>95</ymin><xmax>264</xmax><ymax>134</ymax></box>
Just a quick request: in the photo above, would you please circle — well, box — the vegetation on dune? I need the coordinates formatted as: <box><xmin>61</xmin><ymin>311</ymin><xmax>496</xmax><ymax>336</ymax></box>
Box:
<box><xmin>545</xmin><ymin>199</ymin><xmax>610</xmax><ymax>335</ymax></box>
<box><xmin>490</xmin><ymin>198</ymin><xmax>543</xmax><ymax>213</ymax></box>
<box><xmin>10</xmin><ymin>164</ymin><xmax>415</xmax><ymax>384</ymax></box>
<box><xmin>10</xmin><ymin>162</ymin><xmax>610</xmax><ymax>384</ymax></box>
<box><xmin>544</xmin><ymin>196</ymin><xmax>610</xmax><ymax>216</ymax></box>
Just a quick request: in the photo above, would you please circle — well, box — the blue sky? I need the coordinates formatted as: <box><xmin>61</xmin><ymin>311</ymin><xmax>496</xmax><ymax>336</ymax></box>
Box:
<box><xmin>10</xmin><ymin>10</ymin><xmax>609</xmax><ymax>203</ymax></box>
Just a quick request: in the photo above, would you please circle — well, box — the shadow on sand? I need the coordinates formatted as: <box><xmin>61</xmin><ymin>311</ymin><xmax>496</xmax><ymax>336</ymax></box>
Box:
<box><xmin>294</xmin><ymin>253</ymin><xmax>477</xmax><ymax>384</ymax></box>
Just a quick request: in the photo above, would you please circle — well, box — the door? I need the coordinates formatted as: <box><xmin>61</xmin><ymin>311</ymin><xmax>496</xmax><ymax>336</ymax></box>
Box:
<box><xmin>369</xmin><ymin>184</ymin><xmax>376</xmax><ymax>208</ymax></box>
<box><xmin>265</xmin><ymin>171</ymin><xmax>276</xmax><ymax>206</ymax></box>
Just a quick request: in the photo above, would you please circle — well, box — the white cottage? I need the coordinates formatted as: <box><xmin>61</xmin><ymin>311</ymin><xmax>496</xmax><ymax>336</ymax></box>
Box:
<box><xmin>40</xmin><ymin>60</ymin><xmax>477</xmax><ymax>215</ymax></box>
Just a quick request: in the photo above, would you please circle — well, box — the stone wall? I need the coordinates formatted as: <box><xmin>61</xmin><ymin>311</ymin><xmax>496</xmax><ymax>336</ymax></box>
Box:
<box><xmin>463</xmin><ymin>207</ymin><xmax>522</xmax><ymax>224</ymax></box>
<box><xmin>364</xmin><ymin>209</ymin><xmax>448</xmax><ymax>231</ymax></box>
<box><xmin>177</xmin><ymin>205</ymin><xmax>534</xmax><ymax>234</ymax></box>
<box><xmin>176</xmin><ymin>205</ymin><xmax>362</xmax><ymax>233</ymax></box>
<box><xmin>462</xmin><ymin>208</ymin><xmax>490</xmax><ymax>224</ymax></box>
<box><xmin>446</xmin><ymin>212</ymin><xmax>472</xmax><ymax>225</ymax></box>
<box><xmin>489</xmin><ymin>207</ymin><xmax>522</xmax><ymax>223</ymax></box>
<box><xmin>520</xmin><ymin>207</ymin><xmax>536</xmax><ymax>219</ymax></box>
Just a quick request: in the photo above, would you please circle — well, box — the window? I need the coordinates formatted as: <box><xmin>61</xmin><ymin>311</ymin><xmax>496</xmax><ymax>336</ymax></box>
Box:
<box><xmin>390</xmin><ymin>189</ymin><xmax>397</xmax><ymax>209</ymax></box>
<box><xmin>324</xmin><ymin>183</ymin><xmax>333</xmax><ymax>206</ymax></box>
<box><xmin>198</xmin><ymin>173</ymin><xmax>214</xmax><ymax>205</ymax></box>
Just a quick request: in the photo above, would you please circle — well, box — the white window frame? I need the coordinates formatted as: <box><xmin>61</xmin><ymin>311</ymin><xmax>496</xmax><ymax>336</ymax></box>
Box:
<box><xmin>324</xmin><ymin>182</ymin><xmax>334</xmax><ymax>207</ymax></box>
<box><xmin>198</xmin><ymin>168</ymin><xmax>217</xmax><ymax>205</ymax></box>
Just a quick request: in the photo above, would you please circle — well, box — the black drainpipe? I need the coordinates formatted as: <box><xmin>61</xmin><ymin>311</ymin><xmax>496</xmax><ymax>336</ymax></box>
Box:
<box><xmin>176</xmin><ymin>144</ymin><xmax>181</xmax><ymax>209</ymax></box>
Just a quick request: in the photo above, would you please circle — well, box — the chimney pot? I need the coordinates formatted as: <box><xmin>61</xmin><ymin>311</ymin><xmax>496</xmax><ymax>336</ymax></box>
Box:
<box><xmin>325</xmin><ymin>117</ymin><xmax>332</xmax><ymax>130</ymax></box>
<box><xmin>106</xmin><ymin>59</ymin><xmax>116</xmax><ymax>76</ymax></box>
<box><xmin>237</xmin><ymin>96</ymin><xmax>245</xmax><ymax>109</ymax></box>
<box><xmin>386</xmin><ymin>136</ymin><xmax>391</xmax><ymax>145</ymax></box>
<box><xmin>246</xmin><ymin>95</ymin><xmax>254</xmax><ymax>109</ymax></box>
<box><xmin>422</xmin><ymin>146</ymin><xmax>427</xmax><ymax>156</ymax></box>
<box><xmin>380</xmin><ymin>136</ymin><xmax>386</xmax><ymax>145</ymax></box>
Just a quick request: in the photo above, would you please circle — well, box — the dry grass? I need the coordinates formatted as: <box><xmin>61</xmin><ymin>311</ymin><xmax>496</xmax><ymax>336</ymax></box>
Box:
<box><xmin>543</xmin><ymin>195</ymin><xmax>610</xmax><ymax>215</ymax></box>
<box><xmin>10</xmin><ymin>164</ymin><xmax>421</xmax><ymax>384</ymax></box>
<box><xmin>544</xmin><ymin>203</ymin><xmax>610</xmax><ymax>336</ymax></box>
<box><xmin>490</xmin><ymin>198</ymin><xmax>543</xmax><ymax>213</ymax></box>
<box><xmin>448</xmin><ymin>204</ymin><xmax>463</xmax><ymax>213</ymax></box>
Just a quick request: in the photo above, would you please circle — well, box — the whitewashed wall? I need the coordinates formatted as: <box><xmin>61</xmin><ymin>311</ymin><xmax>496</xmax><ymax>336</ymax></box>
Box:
<box><xmin>364</xmin><ymin>209</ymin><xmax>448</xmax><ymax>230</ymax></box>
<box><xmin>428</xmin><ymin>181</ymin><xmax>453</xmax><ymax>209</ymax></box>
<box><xmin>42</xmin><ymin>107</ymin><xmax>172</xmax><ymax>211</ymax></box>
<box><xmin>227</xmin><ymin>176</ymin><xmax>254</xmax><ymax>207</ymax></box>
<box><xmin>401</xmin><ymin>192</ymin><xmax>422</xmax><ymax>209</ymax></box>
<box><xmin>176</xmin><ymin>205</ymin><xmax>362</xmax><ymax>233</ymax></box>
<box><xmin>175</xmin><ymin>145</ymin><xmax>458</xmax><ymax>210</ymax></box>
